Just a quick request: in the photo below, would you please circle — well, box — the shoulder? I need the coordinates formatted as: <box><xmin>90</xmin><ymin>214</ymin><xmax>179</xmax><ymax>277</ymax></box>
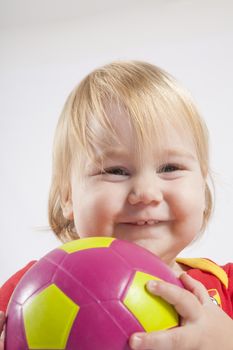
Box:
<box><xmin>177</xmin><ymin>257</ymin><xmax>231</xmax><ymax>287</ymax></box>
<box><xmin>221</xmin><ymin>262</ymin><xmax>233</xmax><ymax>278</ymax></box>
<box><xmin>220</xmin><ymin>262</ymin><xmax>233</xmax><ymax>296</ymax></box>
<box><xmin>176</xmin><ymin>257</ymin><xmax>233</xmax><ymax>317</ymax></box>
<box><xmin>0</xmin><ymin>261</ymin><xmax>37</xmax><ymax>313</ymax></box>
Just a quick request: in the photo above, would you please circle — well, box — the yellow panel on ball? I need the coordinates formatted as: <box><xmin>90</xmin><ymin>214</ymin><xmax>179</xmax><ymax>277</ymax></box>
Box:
<box><xmin>23</xmin><ymin>284</ymin><xmax>79</xmax><ymax>349</ymax></box>
<box><xmin>123</xmin><ymin>271</ymin><xmax>179</xmax><ymax>332</ymax></box>
<box><xmin>59</xmin><ymin>237</ymin><xmax>115</xmax><ymax>253</ymax></box>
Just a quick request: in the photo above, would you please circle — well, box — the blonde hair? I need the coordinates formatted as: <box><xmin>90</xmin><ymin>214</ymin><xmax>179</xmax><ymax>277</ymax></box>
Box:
<box><xmin>48</xmin><ymin>60</ymin><xmax>213</xmax><ymax>242</ymax></box>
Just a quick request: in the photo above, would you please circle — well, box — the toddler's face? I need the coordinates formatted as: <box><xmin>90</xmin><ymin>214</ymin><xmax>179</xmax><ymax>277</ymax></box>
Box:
<box><xmin>63</xmin><ymin>106</ymin><xmax>206</xmax><ymax>269</ymax></box>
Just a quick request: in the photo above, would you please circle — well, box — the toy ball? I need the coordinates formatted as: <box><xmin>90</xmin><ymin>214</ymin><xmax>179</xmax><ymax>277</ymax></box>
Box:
<box><xmin>5</xmin><ymin>237</ymin><xmax>182</xmax><ymax>350</ymax></box>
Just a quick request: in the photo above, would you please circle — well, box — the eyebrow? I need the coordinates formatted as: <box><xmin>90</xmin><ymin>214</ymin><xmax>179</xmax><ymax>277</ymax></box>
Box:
<box><xmin>93</xmin><ymin>147</ymin><xmax>197</xmax><ymax>164</ymax></box>
<box><xmin>161</xmin><ymin>148</ymin><xmax>197</xmax><ymax>161</ymax></box>
<box><xmin>94</xmin><ymin>147</ymin><xmax>130</xmax><ymax>160</ymax></box>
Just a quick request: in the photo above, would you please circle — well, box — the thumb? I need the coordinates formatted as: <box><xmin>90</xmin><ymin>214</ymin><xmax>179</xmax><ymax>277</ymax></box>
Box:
<box><xmin>130</xmin><ymin>325</ymin><xmax>199</xmax><ymax>350</ymax></box>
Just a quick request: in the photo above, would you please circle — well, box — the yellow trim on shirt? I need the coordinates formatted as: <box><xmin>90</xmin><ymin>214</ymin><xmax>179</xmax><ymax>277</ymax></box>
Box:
<box><xmin>176</xmin><ymin>257</ymin><xmax>228</xmax><ymax>288</ymax></box>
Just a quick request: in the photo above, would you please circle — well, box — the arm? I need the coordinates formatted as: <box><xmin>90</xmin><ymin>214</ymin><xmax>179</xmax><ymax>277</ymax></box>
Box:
<box><xmin>129</xmin><ymin>273</ymin><xmax>233</xmax><ymax>350</ymax></box>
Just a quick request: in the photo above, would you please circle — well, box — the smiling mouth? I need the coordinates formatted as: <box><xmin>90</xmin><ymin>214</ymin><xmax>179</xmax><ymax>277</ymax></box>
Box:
<box><xmin>124</xmin><ymin>220</ymin><xmax>160</xmax><ymax>226</ymax></box>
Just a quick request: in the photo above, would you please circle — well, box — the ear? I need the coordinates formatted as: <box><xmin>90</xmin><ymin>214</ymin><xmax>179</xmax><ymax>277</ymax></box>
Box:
<box><xmin>61</xmin><ymin>186</ymin><xmax>74</xmax><ymax>220</ymax></box>
<box><xmin>62</xmin><ymin>199</ymin><xmax>74</xmax><ymax>221</ymax></box>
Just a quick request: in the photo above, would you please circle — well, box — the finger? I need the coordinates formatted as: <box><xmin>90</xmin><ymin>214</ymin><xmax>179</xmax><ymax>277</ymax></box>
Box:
<box><xmin>130</xmin><ymin>326</ymin><xmax>199</xmax><ymax>350</ymax></box>
<box><xmin>179</xmin><ymin>273</ymin><xmax>211</xmax><ymax>305</ymax></box>
<box><xmin>0</xmin><ymin>312</ymin><xmax>5</xmax><ymax>340</ymax></box>
<box><xmin>146</xmin><ymin>278</ymin><xmax>201</xmax><ymax>321</ymax></box>
<box><xmin>0</xmin><ymin>312</ymin><xmax>5</xmax><ymax>333</ymax></box>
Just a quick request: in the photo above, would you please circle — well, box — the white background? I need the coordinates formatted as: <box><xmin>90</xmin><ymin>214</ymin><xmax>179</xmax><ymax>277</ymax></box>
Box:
<box><xmin>0</xmin><ymin>0</ymin><xmax>233</xmax><ymax>285</ymax></box>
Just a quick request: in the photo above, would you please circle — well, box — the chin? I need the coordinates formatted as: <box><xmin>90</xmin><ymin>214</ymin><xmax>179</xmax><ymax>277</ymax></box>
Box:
<box><xmin>137</xmin><ymin>240</ymin><xmax>158</xmax><ymax>254</ymax></box>
<box><xmin>120</xmin><ymin>236</ymin><xmax>158</xmax><ymax>256</ymax></box>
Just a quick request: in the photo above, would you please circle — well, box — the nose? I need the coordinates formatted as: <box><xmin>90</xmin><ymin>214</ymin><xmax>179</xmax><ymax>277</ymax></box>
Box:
<box><xmin>127</xmin><ymin>174</ymin><xmax>163</xmax><ymax>206</ymax></box>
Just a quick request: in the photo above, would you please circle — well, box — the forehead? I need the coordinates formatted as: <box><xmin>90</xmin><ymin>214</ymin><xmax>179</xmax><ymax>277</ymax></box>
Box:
<box><xmin>90</xmin><ymin>103</ymin><xmax>198</xmax><ymax>162</ymax></box>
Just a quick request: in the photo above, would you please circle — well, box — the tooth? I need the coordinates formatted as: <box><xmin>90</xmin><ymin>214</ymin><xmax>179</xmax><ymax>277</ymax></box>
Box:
<box><xmin>137</xmin><ymin>221</ymin><xmax>145</xmax><ymax>225</ymax></box>
<box><xmin>147</xmin><ymin>220</ymin><xmax>155</xmax><ymax>225</ymax></box>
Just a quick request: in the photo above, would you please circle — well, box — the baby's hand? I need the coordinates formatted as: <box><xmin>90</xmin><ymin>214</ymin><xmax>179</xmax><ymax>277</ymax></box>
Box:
<box><xmin>129</xmin><ymin>273</ymin><xmax>233</xmax><ymax>350</ymax></box>
<box><xmin>0</xmin><ymin>311</ymin><xmax>5</xmax><ymax>350</ymax></box>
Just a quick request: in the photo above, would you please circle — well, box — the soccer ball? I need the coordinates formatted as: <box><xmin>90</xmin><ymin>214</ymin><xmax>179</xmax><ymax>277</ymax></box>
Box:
<box><xmin>5</xmin><ymin>237</ymin><xmax>182</xmax><ymax>350</ymax></box>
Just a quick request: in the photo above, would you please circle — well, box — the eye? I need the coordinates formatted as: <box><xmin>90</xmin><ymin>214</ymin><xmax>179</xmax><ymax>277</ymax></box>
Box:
<box><xmin>158</xmin><ymin>163</ymin><xmax>182</xmax><ymax>173</ymax></box>
<box><xmin>103</xmin><ymin>167</ymin><xmax>130</xmax><ymax>176</ymax></box>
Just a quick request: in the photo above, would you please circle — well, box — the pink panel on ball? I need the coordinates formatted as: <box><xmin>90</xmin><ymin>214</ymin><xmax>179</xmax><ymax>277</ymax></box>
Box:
<box><xmin>60</xmin><ymin>248</ymin><xmax>132</xmax><ymax>302</ymax></box>
<box><xmin>66</xmin><ymin>301</ymin><xmax>133</xmax><ymax>350</ymax></box>
<box><xmin>52</xmin><ymin>265</ymin><xmax>95</xmax><ymax>306</ymax></box>
<box><xmin>5</xmin><ymin>301</ymin><xmax>28</xmax><ymax>349</ymax></box>
<box><xmin>43</xmin><ymin>247</ymin><xmax>68</xmax><ymax>265</ymax></box>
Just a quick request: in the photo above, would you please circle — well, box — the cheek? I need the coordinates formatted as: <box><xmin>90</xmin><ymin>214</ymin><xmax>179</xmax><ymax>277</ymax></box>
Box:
<box><xmin>72</xmin><ymin>185</ymin><xmax>123</xmax><ymax>235</ymax></box>
<box><xmin>168</xmin><ymin>179</ymin><xmax>205</xmax><ymax>220</ymax></box>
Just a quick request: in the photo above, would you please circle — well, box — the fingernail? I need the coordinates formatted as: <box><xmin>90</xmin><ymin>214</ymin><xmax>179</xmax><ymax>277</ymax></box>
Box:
<box><xmin>180</xmin><ymin>272</ymin><xmax>190</xmax><ymax>280</ymax></box>
<box><xmin>147</xmin><ymin>280</ymin><xmax>158</xmax><ymax>291</ymax></box>
<box><xmin>130</xmin><ymin>335</ymin><xmax>142</xmax><ymax>349</ymax></box>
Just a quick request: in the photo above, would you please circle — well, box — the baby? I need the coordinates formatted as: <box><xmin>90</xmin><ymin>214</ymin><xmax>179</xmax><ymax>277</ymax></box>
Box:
<box><xmin>1</xmin><ymin>60</ymin><xmax>233</xmax><ymax>349</ymax></box>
